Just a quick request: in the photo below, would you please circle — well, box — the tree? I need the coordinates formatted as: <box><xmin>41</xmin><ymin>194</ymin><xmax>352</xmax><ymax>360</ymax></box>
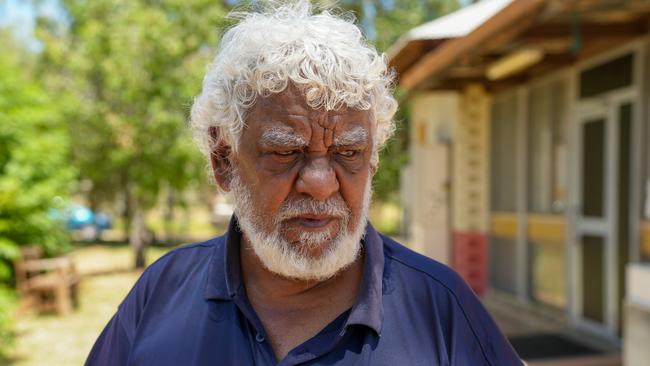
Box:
<box><xmin>0</xmin><ymin>32</ymin><xmax>74</xmax><ymax>350</ymax></box>
<box><xmin>0</xmin><ymin>33</ymin><xmax>74</xmax><ymax>271</ymax></box>
<box><xmin>340</xmin><ymin>0</ymin><xmax>460</xmax><ymax>51</ymax></box>
<box><xmin>39</xmin><ymin>0</ymin><xmax>228</xmax><ymax>267</ymax></box>
<box><xmin>38</xmin><ymin>0</ymin><xmax>461</xmax><ymax>270</ymax></box>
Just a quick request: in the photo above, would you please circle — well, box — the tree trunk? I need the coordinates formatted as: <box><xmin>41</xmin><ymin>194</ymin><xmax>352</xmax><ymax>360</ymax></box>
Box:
<box><xmin>122</xmin><ymin>189</ymin><xmax>131</xmax><ymax>243</ymax></box>
<box><xmin>163</xmin><ymin>187</ymin><xmax>175</xmax><ymax>244</ymax></box>
<box><xmin>129</xmin><ymin>198</ymin><xmax>147</xmax><ymax>269</ymax></box>
<box><xmin>180</xmin><ymin>205</ymin><xmax>191</xmax><ymax>242</ymax></box>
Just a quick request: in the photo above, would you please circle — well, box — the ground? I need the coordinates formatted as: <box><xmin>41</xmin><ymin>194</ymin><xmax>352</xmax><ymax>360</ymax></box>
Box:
<box><xmin>8</xmin><ymin>245</ymin><xmax>171</xmax><ymax>366</ymax></box>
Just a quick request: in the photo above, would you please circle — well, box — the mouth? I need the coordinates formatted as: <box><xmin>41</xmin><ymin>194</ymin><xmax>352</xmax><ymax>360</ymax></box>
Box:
<box><xmin>288</xmin><ymin>214</ymin><xmax>336</xmax><ymax>229</ymax></box>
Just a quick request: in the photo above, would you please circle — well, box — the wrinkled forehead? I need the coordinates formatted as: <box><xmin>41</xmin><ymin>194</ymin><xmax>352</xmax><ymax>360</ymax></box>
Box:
<box><xmin>247</xmin><ymin>87</ymin><xmax>374</xmax><ymax>145</ymax></box>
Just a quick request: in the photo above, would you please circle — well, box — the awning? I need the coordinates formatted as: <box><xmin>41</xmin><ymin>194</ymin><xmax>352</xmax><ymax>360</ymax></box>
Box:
<box><xmin>388</xmin><ymin>0</ymin><xmax>514</xmax><ymax>57</ymax></box>
<box><xmin>390</xmin><ymin>0</ymin><xmax>650</xmax><ymax>93</ymax></box>
<box><xmin>389</xmin><ymin>0</ymin><xmax>547</xmax><ymax>91</ymax></box>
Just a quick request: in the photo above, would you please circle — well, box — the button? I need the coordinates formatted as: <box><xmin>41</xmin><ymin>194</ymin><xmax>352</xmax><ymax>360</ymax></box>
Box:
<box><xmin>255</xmin><ymin>333</ymin><xmax>265</xmax><ymax>343</ymax></box>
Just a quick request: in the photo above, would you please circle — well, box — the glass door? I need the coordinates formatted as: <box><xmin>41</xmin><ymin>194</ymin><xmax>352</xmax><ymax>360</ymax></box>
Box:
<box><xmin>575</xmin><ymin>101</ymin><xmax>609</xmax><ymax>334</ymax></box>
<box><xmin>572</xmin><ymin>91</ymin><xmax>634</xmax><ymax>337</ymax></box>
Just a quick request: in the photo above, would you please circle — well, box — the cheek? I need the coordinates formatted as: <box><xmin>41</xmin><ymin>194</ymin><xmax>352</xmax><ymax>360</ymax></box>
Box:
<box><xmin>336</xmin><ymin>168</ymin><xmax>371</xmax><ymax>216</ymax></box>
<box><xmin>251</xmin><ymin>172</ymin><xmax>297</xmax><ymax>215</ymax></box>
<box><xmin>233</xmin><ymin>156</ymin><xmax>294</xmax><ymax>217</ymax></box>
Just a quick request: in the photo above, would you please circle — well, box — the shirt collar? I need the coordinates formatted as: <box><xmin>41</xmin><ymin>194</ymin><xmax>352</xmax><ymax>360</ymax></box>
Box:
<box><xmin>204</xmin><ymin>215</ymin><xmax>385</xmax><ymax>335</ymax></box>
<box><xmin>204</xmin><ymin>216</ymin><xmax>243</xmax><ymax>300</ymax></box>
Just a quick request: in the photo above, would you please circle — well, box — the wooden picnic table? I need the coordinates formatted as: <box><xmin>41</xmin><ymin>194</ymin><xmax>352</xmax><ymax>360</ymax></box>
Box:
<box><xmin>14</xmin><ymin>247</ymin><xmax>79</xmax><ymax>315</ymax></box>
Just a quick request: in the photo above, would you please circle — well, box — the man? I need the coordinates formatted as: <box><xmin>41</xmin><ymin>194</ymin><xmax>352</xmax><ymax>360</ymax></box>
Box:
<box><xmin>87</xmin><ymin>2</ymin><xmax>522</xmax><ymax>365</ymax></box>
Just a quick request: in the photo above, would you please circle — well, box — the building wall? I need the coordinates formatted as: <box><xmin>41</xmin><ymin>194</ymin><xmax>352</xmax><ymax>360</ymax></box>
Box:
<box><xmin>452</xmin><ymin>85</ymin><xmax>490</xmax><ymax>234</ymax></box>
<box><xmin>451</xmin><ymin>85</ymin><xmax>490</xmax><ymax>295</ymax></box>
<box><xmin>407</xmin><ymin>92</ymin><xmax>458</xmax><ymax>265</ymax></box>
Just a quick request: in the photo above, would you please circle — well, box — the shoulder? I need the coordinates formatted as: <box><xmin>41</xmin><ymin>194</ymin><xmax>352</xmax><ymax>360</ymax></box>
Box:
<box><xmin>118</xmin><ymin>235</ymin><xmax>225</xmax><ymax>313</ymax></box>
<box><xmin>136</xmin><ymin>236</ymin><xmax>224</xmax><ymax>291</ymax></box>
<box><xmin>114</xmin><ymin>235</ymin><xmax>225</xmax><ymax>327</ymax></box>
<box><xmin>146</xmin><ymin>237</ymin><xmax>222</xmax><ymax>274</ymax></box>
<box><xmin>379</xmin><ymin>234</ymin><xmax>482</xmax><ymax>327</ymax></box>
<box><xmin>378</xmin><ymin>235</ymin><xmax>522</xmax><ymax>365</ymax></box>
<box><xmin>380</xmin><ymin>234</ymin><xmax>469</xmax><ymax>298</ymax></box>
<box><xmin>379</xmin><ymin>233</ymin><xmax>485</xmax><ymax>320</ymax></box>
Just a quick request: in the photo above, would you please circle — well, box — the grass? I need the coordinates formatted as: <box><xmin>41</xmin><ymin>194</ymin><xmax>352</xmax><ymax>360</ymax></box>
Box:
<box><xmin>7</xmin><ymin>245</ymin><xmax>171</xmax><ymax>366</ymax></box>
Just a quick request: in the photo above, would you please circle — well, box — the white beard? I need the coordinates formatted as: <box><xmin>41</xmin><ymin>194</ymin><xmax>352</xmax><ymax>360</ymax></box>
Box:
<box><xmin>229</xmin><ymin>172</ymin><xmax>372</xmax><ymax>281</ymax></box>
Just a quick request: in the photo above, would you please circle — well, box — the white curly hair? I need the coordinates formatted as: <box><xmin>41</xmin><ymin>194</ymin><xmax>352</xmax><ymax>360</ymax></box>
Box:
<box><xmin>190</xmin><ymin>0</ymin><xmax>398</xmax><ymax>165</ymax></box>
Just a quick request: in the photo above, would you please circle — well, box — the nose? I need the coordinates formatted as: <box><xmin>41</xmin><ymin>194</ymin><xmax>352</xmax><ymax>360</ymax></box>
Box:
<box><xmin>295</xmin><ymin>156</ymin><xmax>339</xmax><ymax>201</ymax></box>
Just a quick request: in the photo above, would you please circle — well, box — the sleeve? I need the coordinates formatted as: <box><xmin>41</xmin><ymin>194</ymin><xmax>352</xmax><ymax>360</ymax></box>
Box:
<box><xmin>85</xmin><ymin>312</ymin><xmax>133</xmax><ymax>366</ymax></box>
<box><xmin>447</xmin><ymin>280</ymin><xmax>524</xmax><ymax>366</ymax></box>
<box><xmin>84</xmin><ymin>263</ymin><xmax>158</xmax><ymax>366</ymax></box>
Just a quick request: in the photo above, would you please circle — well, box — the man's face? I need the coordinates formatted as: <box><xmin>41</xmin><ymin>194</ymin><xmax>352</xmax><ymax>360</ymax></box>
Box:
<box><xmin>221</xmin><ymin>85</ymin><xmax>375</xmax><ymax>280</ymax></box>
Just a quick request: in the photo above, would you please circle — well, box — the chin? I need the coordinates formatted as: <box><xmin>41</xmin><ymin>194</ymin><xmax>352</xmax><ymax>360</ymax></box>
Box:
<box><xmin>249</xmin><ymin>227</ymin><xmax>364</xmax><ymax>282</ymax></box>
<box><xmin>289</xmin><ymin>237</ymin><xmax>338</xmax><ymax>260</ymax></box>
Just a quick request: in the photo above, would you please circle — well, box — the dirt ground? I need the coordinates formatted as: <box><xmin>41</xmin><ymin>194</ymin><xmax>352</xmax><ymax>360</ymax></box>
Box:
<box><xmin>9</xmin><ymin>245</ymin><xmax>170</xmax><ymax>366</ymax></box>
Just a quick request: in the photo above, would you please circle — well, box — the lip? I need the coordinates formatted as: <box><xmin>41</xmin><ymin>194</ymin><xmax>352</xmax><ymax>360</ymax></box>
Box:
<box><xmin>290</xmin><ymin>215</ymin><xmax>336</xmax><ymax>228</ymax></box>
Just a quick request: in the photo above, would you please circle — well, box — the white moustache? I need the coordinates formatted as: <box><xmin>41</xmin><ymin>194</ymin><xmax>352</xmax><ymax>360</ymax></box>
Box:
<box><xmin>276</xmin><ymin>197</ymin><xmax>351</xmax><ymax>222</ymax></box>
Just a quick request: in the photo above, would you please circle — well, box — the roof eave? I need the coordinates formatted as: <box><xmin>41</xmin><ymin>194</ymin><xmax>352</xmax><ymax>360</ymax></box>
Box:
<box><xmin>399</xmin><ymin>0</ymin><xmax>549</xmax><ymax>92</ymax></box>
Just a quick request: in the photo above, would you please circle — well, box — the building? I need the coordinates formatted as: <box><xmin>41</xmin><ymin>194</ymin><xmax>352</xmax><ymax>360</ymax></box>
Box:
<box><xmin>389</xmin><ymin>0</ymin><xmax>650</xmax><ymax>364</ymax></box>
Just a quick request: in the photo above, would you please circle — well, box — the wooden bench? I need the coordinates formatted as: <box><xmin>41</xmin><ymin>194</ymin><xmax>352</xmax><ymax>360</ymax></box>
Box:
<box><xmin>14</xmin><ymin>247</ymin><xmax>79</xmax><ymax>315</ymax></box>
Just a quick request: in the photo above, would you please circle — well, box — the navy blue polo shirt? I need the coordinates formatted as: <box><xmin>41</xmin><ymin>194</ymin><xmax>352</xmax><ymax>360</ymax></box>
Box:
<box><xmin>86</xmin><ymin>217</ymin><xmax>522</xmax><ymax>365</ymax></box>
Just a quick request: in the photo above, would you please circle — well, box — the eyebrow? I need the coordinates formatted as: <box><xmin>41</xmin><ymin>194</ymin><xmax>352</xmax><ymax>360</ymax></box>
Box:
<box><xmin>333</xmin><ymin>126</ymin><xmax>368</xmax><ymax>147</ymax></box>
<box><xmin>260</xmin><ymin>127</ymin><xmax>307</xmax><ymax>148</ymax></box>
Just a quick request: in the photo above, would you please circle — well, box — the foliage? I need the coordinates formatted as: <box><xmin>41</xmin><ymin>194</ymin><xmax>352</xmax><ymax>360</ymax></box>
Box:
<box><xmin>0</xmin><ymin>34</ymin><xmax>74</xmax><ymax>277</ymax></box>
<box><xmin>37</xmin><ymin>0</ymin><xmax>228</xmax><ymax>266</ymax></box>
<box><xmin>374</xmin><ymin>103</ymin><xmax>410</xmax><ymax>202</ymax></box>
<box><xmin>47</xmin><ymin>0</ymin><xmax>225</xmax><ymax>207</ymax></box>
<box><xmin>0</xmin><ymin>285</ymin><xmax>16</xmax><ymax>353</ymax></box>
<box><xmin>341</xmin><ymin>0</ymin><xmax>461</xmax><ymax>51</ymax></box>
<box><xmin>0</xmin><ymin>33</ymin><xmax>74</xmax><ymax>355</ymax></box>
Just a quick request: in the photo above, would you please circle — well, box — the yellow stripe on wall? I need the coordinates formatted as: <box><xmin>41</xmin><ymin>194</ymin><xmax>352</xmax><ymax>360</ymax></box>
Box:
<box><xmin>643</xmin><ymin>221</ymin><xmax>650</xmax><ymax>258</ymax></box>
<box><xmin>489</xmin><ymin>213</ymin><xmax>566</xmax><ymax>242</ymax></box>
<box><xmin>527</xmin><ymin>215</ymin><xmax>566</xmax><ymax>243</ymax></box>
<box><xmin>490</xmin><ymin>213</ymin><xmax>518</xmax><ymax>238</ymax></box>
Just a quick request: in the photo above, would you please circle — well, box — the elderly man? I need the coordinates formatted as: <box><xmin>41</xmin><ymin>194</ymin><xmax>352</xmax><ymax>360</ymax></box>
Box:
<box><xmin>87</xmin><ymin>2</ymin><xmax>522</xmax><ymax>365</ymax></box>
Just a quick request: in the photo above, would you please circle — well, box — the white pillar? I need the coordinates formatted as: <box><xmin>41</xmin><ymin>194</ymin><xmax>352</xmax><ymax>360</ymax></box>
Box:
<box><xmin>407</xmin><ymin>92</ymin><xmax>459</xmax><ymax>264</ymax></box>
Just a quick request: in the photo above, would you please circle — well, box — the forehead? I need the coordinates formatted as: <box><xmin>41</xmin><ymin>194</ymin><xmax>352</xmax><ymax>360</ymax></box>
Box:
<box><xmin>247</xmin><ymin>87</ymin><xmax>372</xmax><ymax>137</ymax></box>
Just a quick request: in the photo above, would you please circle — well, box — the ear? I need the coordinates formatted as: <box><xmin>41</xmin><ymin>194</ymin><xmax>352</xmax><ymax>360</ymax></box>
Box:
<box><xmin>369</xmin><ymin>149</ymin><xmax>379</xmax><ymax>177</ymax></box>
<box><xmin>208</xmin><ymin>127</ymin><xmax>233</xmax><ymax>191</ymax></box>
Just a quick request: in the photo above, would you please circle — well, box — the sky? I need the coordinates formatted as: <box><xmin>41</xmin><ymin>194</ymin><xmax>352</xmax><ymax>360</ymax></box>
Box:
<box><xmin>0</xmin><ymin>0</ymin><xmax>473</xmax><ymax>50</ymax></box>
<box><xmin>0</xmin><ymin>0</ymin><xmax>68</xmax><ymax>51</ymax></box>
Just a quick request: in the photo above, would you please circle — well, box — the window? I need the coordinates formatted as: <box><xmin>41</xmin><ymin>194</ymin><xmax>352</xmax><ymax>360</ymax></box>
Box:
<box><xmin>490</xmin><ymin>92</ymin><xmax>519</xmax><ymax>212</ymax></box>
<box><xmin>528</xmin><ymin>79</ymin><xmax>568</xmax><ymax>214</ymax></box>
<box><xmin>490</xmin><ymin>237</ymin><xmax>518</xmax><ymax>294</ymax></box>
<box><xmin>489</xmin><ymin>92</ymin><xmax>519</xmax><ymax>295</ymax></box>
<box><xmin>529</xmin><ymin>239</ymin><xmax>566</xmax><ymax>307</ymax></box>
<box><xmin>580</xmin><ymin>54</ymin><xmax>633</xmax><ymax>99</ymax></box>
<box><xmin>526</xmin><ymin>77</ymin><xmax>569</xmax><ymax>307</ymax></box>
